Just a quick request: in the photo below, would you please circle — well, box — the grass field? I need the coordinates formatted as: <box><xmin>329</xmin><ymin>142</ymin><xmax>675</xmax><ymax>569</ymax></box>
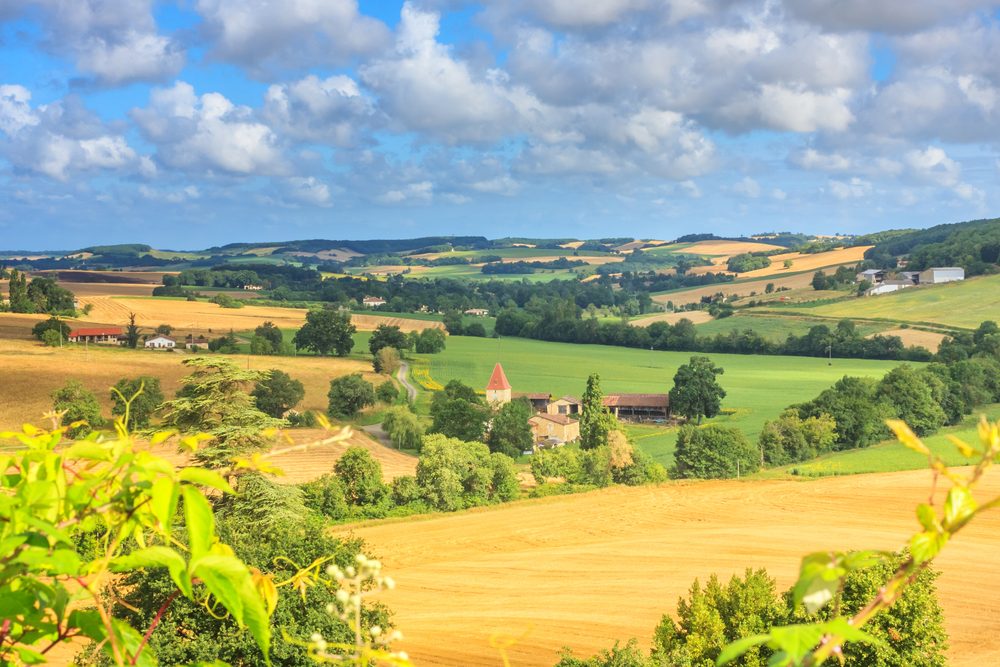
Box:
<box><xmin>767</xmin><ymin>406</ymin><xmax>1000</xmax><ymax>477</ymax></box>
<box><xmin>772</xmin><ymin>274</ymin><xmax>1000</xmax><ymax>329</ymax></box>
<box><xmin>347</xmin><ymin>468</ymin><xmax>1000</xmax><ymax>667</ymax></box>
<box><xmin>413</xmin><ymin>336</ymin><xmax>903</xmax><ymax>464</ymax></box>
<box><xmin>693</xmin><ymin>313</ymin><xmax>888</xmax><ymax>342</ymax></box>
<box><xmin>651</xmin><ymin>270</ymin><xmax>855</xmax><ymax>307</ymax></box>
<box><xmin>0</xmin><ymin>338</ymin><xmax>382</xmax><ymax>429</ymax></box>
<box><xmin>630</xmin><ymin>310</ymin><xmax>714</xmax><ymax>327</ymax></box>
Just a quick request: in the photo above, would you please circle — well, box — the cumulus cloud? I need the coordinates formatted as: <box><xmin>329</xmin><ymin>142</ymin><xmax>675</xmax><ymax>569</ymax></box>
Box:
<box><xmin>0</xmin><ymin>86</ymin><xmax>142</xmax><ymax>179</ymax></box>
<box><xmin>782</xmin><ymin>0</ymin><xmax>994</xmax><ymax>34</ymax></box>
<box><xmin>828</xmin><ymin>177</ymin><xmax>872</xmax><ymax>199</ymax></box>
<box><xmin>263</xmin><ymin>74</ymin><xmax>374</xmax><ymax>147</ymax></box>
<box><xmin>132</xmin><ymin>82</ymin><xmax>285</xmax><ymax>176</ymax></box>
<box><xmin>732</xmin><ymin>177</ymin><xmax>761</xmax><ymax>198</ymax></box>
<box><xmin>2</xmin><ymin>0</ymin><xmax>182</xmax><ymax>84</ymax></box>
<box><xmin>196</xmin><ymin>0</ymin><xmax>389</xmax><ymax>74</ymax></box>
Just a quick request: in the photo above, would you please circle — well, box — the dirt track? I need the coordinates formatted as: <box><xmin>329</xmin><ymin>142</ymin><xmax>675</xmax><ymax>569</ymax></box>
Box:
<box><xmin>346</xmin><ymin>469</ymin><xmax>1000</xmax><ymax>666</ymax></box>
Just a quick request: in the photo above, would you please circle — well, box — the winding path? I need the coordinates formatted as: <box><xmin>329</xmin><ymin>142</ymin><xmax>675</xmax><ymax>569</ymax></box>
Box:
<box><xmin>397</xmin><ymin>361</ymin><xmax>418</xmax><ymax>403</ymax></box>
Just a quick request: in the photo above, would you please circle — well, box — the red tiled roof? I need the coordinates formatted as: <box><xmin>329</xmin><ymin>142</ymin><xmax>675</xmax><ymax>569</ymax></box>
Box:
<box><xmin>486</xmin><ymin>363</ymin><xmax>511</xmax><ymax>391</ymax></box>
<box><xmin>69</xmin><ymin>328</ymin><xmax>123</xmax><ymax>337</ymax></box>
<box><xmin>603</xmin><ymin>393</ymin><xmax>670</xmax><ymax>408</ymax></box>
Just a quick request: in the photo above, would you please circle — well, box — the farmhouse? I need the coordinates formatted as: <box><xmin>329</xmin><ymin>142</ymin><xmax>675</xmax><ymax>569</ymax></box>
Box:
<box><xmin>185</xmin><ymin>336</ymin><xmax>209</xmax><ymax>350</ymax></box>
<box><xmin>547</xmin><ymin>396</ymin><xmax>581</xmax><ymax>416</ymax></box>
<box><xmin>464</xmin><ymin>308</ymin><xmax>490</xmax><ymax>317</ymax></box>
<box><xmin>243</xmin><ymin>284</ymin><xmax>265</xmax><ymax>291</ymax></box>
<box><xmin>855</xmin><ymin>269</ymin><xmax>885</xmax><ymax>284</ymax></box>
<box><xmin>67</xmin><ymin>327</ymin><xmax>122</xmax><ymax>344</ymax></box>
<box><xmin>362</xmin><ymin>296</ymin><xmax>387</xmax><ymax>308</ymax></box>
<box><xmin>919</xmin><ymin>267</ymin><xmax>965</xmax><ymax>284</ymax></box>
<box><xmin>144</xmin><ymin>335</ymin><xmax>176</xmax><ymax>350</ymax></box>
<box><xmin>514</xmin><ymin>392</ymin><xmax>552</xmax><ymax>413</ymax></box>
<box><xmin>528</xmin><ymin>413</ymin><xmax>580</xmax><ymax>446</ymax></box>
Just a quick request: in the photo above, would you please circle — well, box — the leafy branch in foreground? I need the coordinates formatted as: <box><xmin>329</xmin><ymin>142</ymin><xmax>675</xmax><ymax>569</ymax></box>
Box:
<box><xmin>718</xmin><ymin>417</ymin><xmax>1000</xmax><ymax>667</ymax></box>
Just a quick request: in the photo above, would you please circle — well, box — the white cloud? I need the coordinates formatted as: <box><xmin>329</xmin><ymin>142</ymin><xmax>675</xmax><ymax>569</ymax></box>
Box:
<box><xmin>789</xmin><ymin>148</ymin><xmax>852</xmax><ymax>172</ymax></box>
<box><xmin>732</xmin><ymin>177</ymin><xmax>761</xmax><ymax>198</ymax></box>
<box><xmin>783</xmin><ymin>0</ymin><xmax>994</xmax><ymax>34</ymax></box>
<box><xmin>284</xmin><ymin>176</ymin><xmax>332</xmax><ymax>206</ymax></box>
<box><xmin>133</xmin><ymin>82</ymin><xmax>285</xmax><ymax>176</ymax></box>
<box><xmin>0</xmin><ymin>85</ymin><xmax>38</xmax><ymax>135</ymax></box>
<box><xmin>263</xmin><ymin>74</ymin><xmax>373</xmax><ymax>147</ymax></box>
<box><xmin>771</xmin><ymin>188</ymin><xmax>788</xmax><ymax>200</ymax></box>
<box><xmin>377</xmin><ymin>180</ymin><xmax>434</xmax><ymax>204</ymax></box>
<box><xmin>828</xmin><ymin>177</ymin><xmax>872</xmax><ymax>199</ymax></box>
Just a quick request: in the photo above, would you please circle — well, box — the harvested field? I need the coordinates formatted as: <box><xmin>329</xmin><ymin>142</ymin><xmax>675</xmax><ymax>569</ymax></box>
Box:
<box><xmin>349</xmin><ymin>469</ymin><xmax>1000</xmax><ymax>667</ymax></box>
<box><xmin>67</xmin><ymin>282</ymin><xmax>156</xmax><ymax>297</ymax></box>
<box><xmin>33</xmin><ymin>270</ymin><xmax>170</xmax><ymax>284</ymax></box>
<box><xmin>874</xmin><ymin>328</ymin><xmax>947</xmax><ymax>351</ymax></box>
<box><xmin>73</xmin><ymin>297</ymin><xmax>443</xmax><ymax>334</ymax></box>
<box><xmin>498</xmin><ymin>255</ymin><xmax>623</xmax><ymax>265</ymax></box>
<box><xmin>686</xmin><ymin>246</ymin><xmax>871</xmax><ymax>277</ymax></box>
<box><xmin>0</xmin><ymin>338</ymin><xmax>377</xmax><ymax>429</ymax></box>
<box><xmin>651</xmin><ymin>271</ymin><xmax>841</xmax><ymax>307</ymax></box>
<box><xmin>630</xmin><ymin>310</ymin><xmax>713</xmax><ymax>327</ymax></box>
<box><xmin>678</xmin><ymin>240</ymin><xmax>785</xmax><ymax>255</ymax></box>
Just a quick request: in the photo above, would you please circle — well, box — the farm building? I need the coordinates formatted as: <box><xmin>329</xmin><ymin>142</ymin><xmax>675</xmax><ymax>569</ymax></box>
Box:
<box><xmin>547</xmin><ymin>396</ymin><xmax>581</xmax><ymax>416</ymax></box>
<box><xmin>67</xmin><ymin>327</ymin><xmax>122</xmax><ymax>344</ymax></box>
<box><xmin>485</xmin><ymin>363</ymin><xmax>512</xmax><ymax>404</ymax></box>
<box><xmin>464</xmin><ymin>308</ymin><xmax>490</xmax><ymax>317</ymax></box>
<box><xmin>185</xmin><ymin>336</ymin><xmax>210</xmax><ymax>350</ymax></box>
<box><xmin>855</xmin><ymin>269</ymin><xmax>885</xmax><ymax>283</ymax></box>
<box><xmin>144</xmin><ymin>335</ymin><xmax>176</xmax><ymax>350</ymax></box>
<box><xmin>919</xmin><ymin>267</ymin><xmax>965</xmax><ymax>284</ymax></box>
<box><xmin>602</xmin><ymin>394</ymin><xmax>670</xmax><ymax>421</ymax></box>
<box><xmin>867</xmin><ymin>279</ymin><xmax>915</xmax><ymax>296</ymax></box>
<box><xmin>514</xmin><ymin>392</ymin><xmax>552</xmax><ymax>413</ymax></box>
<box><xmin>362</xmin><ymin>296</ymin><xmax>387</xmax><ymax>308</ymax></box>
<box><xmin>242</xmin><ymin>284</ymin><xmax>264</xmax><ymax>291</ymax></box>
<box><xmin>528</xmin><ymin>413</ymin><xmax>580</xmax><ymax>446</ymax></box>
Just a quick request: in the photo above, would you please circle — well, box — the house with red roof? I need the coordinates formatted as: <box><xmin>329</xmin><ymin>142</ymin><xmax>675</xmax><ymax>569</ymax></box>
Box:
<box><xmin>67</xmin><ymin>327</ymin><xmax>123</xmax><ymax>345</ymax></box>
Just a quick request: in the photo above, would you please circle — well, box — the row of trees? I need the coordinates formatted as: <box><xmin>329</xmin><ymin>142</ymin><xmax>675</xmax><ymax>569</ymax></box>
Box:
<box><xmin>1</xmin><ymin>269</ymin><xmax>75</xmax><ymax>314</ymax></box>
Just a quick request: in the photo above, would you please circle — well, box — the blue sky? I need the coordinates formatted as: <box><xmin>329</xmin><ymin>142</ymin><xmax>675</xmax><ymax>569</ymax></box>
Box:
<box><xmin>1</xmin><ymin>0</ymin><xmax>999</xmax><ymax>250</ymax></box>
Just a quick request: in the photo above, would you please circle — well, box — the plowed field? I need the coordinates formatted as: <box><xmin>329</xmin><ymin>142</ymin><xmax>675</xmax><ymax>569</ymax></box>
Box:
<box><xmin>348</xmin><ymin>469</ymin><xmax>1000</xmax><ymax>667</ymax></box>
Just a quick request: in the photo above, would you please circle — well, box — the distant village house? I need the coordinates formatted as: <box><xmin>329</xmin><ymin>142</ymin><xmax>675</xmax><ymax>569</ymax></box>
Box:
<box><xmin>464</xmin><ymin>308</ymin><xmax>490</xmax><ymax>317</ymax></box>
<box><xmin>68</xmin><ymin>327</ymin><xmax>122</xmax><ymax>345</ymax></box>
<box><xmin>144</xmin><ymin>335</ymin><xmax>176</xmax><ymax>350</ymax></box>
<box><xmin>362</xmin><ymin>296</ymin><xmax>387</xmax><ymax>308</ymax></box>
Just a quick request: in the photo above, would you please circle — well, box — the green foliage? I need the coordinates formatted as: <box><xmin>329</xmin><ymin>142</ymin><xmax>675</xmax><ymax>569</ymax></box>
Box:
<box><xmin>416</xmin><ymin>434</ymin><xmax>519</xmax><ymax>511</ymax></box>
<box><xmin>300</xmin><ymin>474</ymin><xmax>350</xmax><ymax>521</ymax></box>
<box><xmin>252</xmin><ymin>370</ymin><xmax>306</xmax><ymax>418</ymax></box>
<box><xmin>759</xmin><ymin>411</ymin><xmax>837</xmax><ymax>466</ymax></box>
<box><xmin>6</xmin><ymin>268</ymin><xmax>32</xmax><ymax>312</ymax></box>
<box><xmin>727</xmin><ymin>253</ymin><xmax>771</xmax><ymax>273</ymax></box>
<box><xmin>413</xmin><ymin>327</ymin><xmax>446</xmax><ymax>353</ymax></box>
<box><xmin>111</xmin><ymin>376</ymin><xmax>165</xmax><ymax>430</ymax></box>
<box><xmin>795</xmin><ymin>376</ymin><xmax>893</xmax><ymax>449</ymax></box>
<box><xmin>209</xmin><ymin>293</ymin><xmax>244</xmax><ymax>308</ymax></box>
<box><xmin>381</xmin><ymin>406</ymin><xmax>424</xmax><ymax>450</ymax></box>
<box><xmin>160</xmin><ymin>357</ymin><xmax>285</xmax><ymax>468</ymax></box>
<box><xmin>369</xmin><ymin>324</ymin><xmax>409</xmax><ymax>356</ymax></box>
<box><xmin>32</xmin><ymin>316</ymin><xmax>70</xmax><ymax>342</ymax></box>
<box><xmin>334</xmin><ymin>447</ymin><xmax>389</xmax><ymax>507</ymax></box>
<box><xmin>429</xmin><ymin>380</ymin><xmax>489</xmax><ymax>442</ymax></box>
<box><xmin>580</xmin><ymin>373</ymin><xmax>617</xmax><ymax>450</ymax></box>
<box><xmin>530</xmin><ymin>447</ymin><xmax>584</xmax><ymax>483</ymax></box>
<box><xmin>41</xmin><ymin>328</ymin><xmax>62</xmax><ymax>347</ymax></box>
<box><xmin>487</xmin><ymin>398</ymin><xmax>534</xmax><ymax>457</ymax></box>
<box><xmin>294</xmin><ymin>309</ymin><xmax>356</xmax><ymax>356</ymax></box>
<box><xmin>376</xmin><ymin>379</ymin><xmax>399</xmax><ymax>403</ymax></box>
<box><xmin>876</xmin><ymin>366</ymin><xmax>947</xmax><ymax>436</ymax></box>
<box><xmin>555</xmin><ymin>640</ymin><xmax>653</xmax><ymax>666</ymax></box>
<box><xmin>373</xmin><ymin>346</ymin><xmax>401</xmax><ymax>374</ymax></box>
<box><xmin>124</xmin><ymin>312</ymin><xmax>141</xmax><ymax>349</ymax></box>
<box><xmin>673</xmin><ymin>425</ymin><xmax>759</xmax><ymax>479</ymax></box>
<box><xmin>669</xmin><ymin>356</ymin><xmax>726</xmax><ymax>424</ymax></box>
<box><xmin>52</xmin><ymin>380</ymin><xmax>104</xmax><ymax>437</ymax></box>
<box><xmin>327</xmin><ymin>374</ymin><xmax>375</xmax><ymax>418</ymax></box>
<box><xmin>156</xmin><ymin>323</ymin><xmax>173</xmax><ymax>335</ymax></box>
<box><xmin>255</xmin><ymin>321</ymin><xmax>284</xmax><ymax>350</ymax></box>
<box><xmin>442</xmin><ymin>310</ymin><xmax>464</xmax><ymax>335</ymax></box>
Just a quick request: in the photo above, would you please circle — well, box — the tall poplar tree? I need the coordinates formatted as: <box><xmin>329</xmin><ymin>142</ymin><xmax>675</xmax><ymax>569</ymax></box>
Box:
<box><xmin>579</xmin><ymin>373</ymin><xmax>616</xmax><ymax>450</ymax></box>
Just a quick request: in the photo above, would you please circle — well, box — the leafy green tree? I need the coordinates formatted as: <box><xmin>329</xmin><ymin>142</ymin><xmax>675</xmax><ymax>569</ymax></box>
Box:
<box><xmin>160</xmin><ymin>357</ymin><xmax>284</xmax><ymax>468</ymax></box>
<box><xmin>555</xmin><ymin>640</ymin><xmax>652</xmax><ymax>667</ymax></box>
<box><xmin>414</xmin><ymin>327</ymin><xmax>447</xmax><ymax>353</ymax></box>
<box><xmin>376</xmin><ymin>379</ymin><xmax>398</xmax><ymax>403</ymax></box>
<box><xmin>442</xmin><ymin>310</ymin><xmax>464</xmax><ymax>335</ymax></box>
<box><xmin>51</xmin><ymin>380</ymin><xmax>104</xmax><ymax>437</ymax></box>
<box><xmin>40</xmin><ymin>329</ymin><xmax>61</xmax><ymax>347</ymax></box>
<box><xmin>373</xmin><ymin>346</ymin><xmax>401</xmax><ymax>374</ymax></box>
<box><xmin>369</xmin><ymin>324</ymin><xmax>409</xmax><ymax>356</ymax></box>
<box><xmin>673</xmin><ymin>424</ymin><xmax>759</xmax><ymax>479</ymax></box>
<box><xmin>334</xmin><ymin>447</ymin><xmax>389</xmax><ymax>507</ymax></box>
<box><xmin>250</xmin><ymin>335</ymin><xmax>275</xmax><ymax>355</ymax></box>
<box><xmin>876</xmin><ymin>365</ymin><xmax>947</xmax><ymax>435</ymax></box>
<box><xmin>653</xmin><ymin>569</ymin><xmax>787</xmax><ymax>667</ymax></box>
<box><xmin>429</xmin><ymin>380</ymin><xmax>488</xmax><ymax>442</ymax></box>
<box><xmin>464</xmin><ymin>322</ymin><xmax>487</xmax><ymax>337</ymax></box>
<box><xmin>252</xmin><ymin>369</ymin><xmax>305</xmax><ymax>418</ymax></box>
<box><xmin>416</xmin><ymin>434</ymin><xmax>518</xmax><ymax>510</ymax></box>
<box><xmin>26</xmin><ymin>276</ymin><xmax>75</xmax><ymax>313</ymax></box>
<box><xmin>6</xmin><ymin>268</ymin><xmax>32</xmax><ymax>312</ymax></box>
<box><xmin>32</xmin><ymin>316</ymin><xmax>70</xmax><ymax>342</ymax></box>
<box><xmin>110</xmin><ymin>376</ymin><xmax>165</xmax><ymax>430</ymax></box>
<box><xmin>255</xmin><ymin>321</ymin><xmax>284</xmax><ymax>350</ymax></box>
<box><xmin>811</xmin><ymin>270</ymin><xmax>830</xmax><ymax>290</ymax></box>
<box><xmin>796</xmin><ymin>376</ymin><xmax>892</xmax><ymax>449</ymax></box>
<box><xmin>294</xmin><ymin>308</ymin><xmax>356</xmax><ymax>356</ymax></box>
<box><xmin>155</xmin><ymin>323</ymin><xmax>173</xmax><ymax>336</ymax></box>
<box><xmin>669</xmin><ymin>356</ymin><xmax>726</xmax><ymax>424</ymax></box>
<box><xmin>758</xmin><ymin>410</ymin><xmax>837</xmax><ymax>466</ymax></box>
<box><xmin>299</xmin><ymin>474</ymin><xmax>350</xmax><ymax>521</ymax></box>
<box><xmin>579</xmin><ymin>373</ymin><xmax>617</xmax><ymax>450</ymax></box>
<box><xmin>327</xmin><ymin>374</ymin><xmax>375</xmax><ymax>418</ymax></box>
<box><xmin>382</xmin><ymin>405</ymin><xmax>424</xmax><ymax>450</ymax></box>
<box><xmin>487</xmin><ymin>397</ymin><xmax>533</xmax><ymax>458</ymax></box>
<box><xmin>124</xmin><ymin>311</ymin><xmax>141</xmax><ymax>349</ymax></box>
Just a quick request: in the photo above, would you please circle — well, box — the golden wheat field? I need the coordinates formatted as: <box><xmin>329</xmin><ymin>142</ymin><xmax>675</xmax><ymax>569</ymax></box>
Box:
<box><xmin>677</xmin><ymin>240</ymin><xmax>786</xmax><ymax>255</ymax></box>
<box><xmin>0</xmin><ymin>338</ymin><xmax>381</xmax><ymax>428</ymax></box>
<box><xmin>72</xmin><ymin>296</ymin><xmax>443</xmax><ymax>333</ymax></box>
<box><xmin>347</xmin><ymin>469</ymin><xmax>1000</xmax><ymax>667</ymax></box>
<box><xmin>630</xmin><ymin>310</ymin><xmax>714</xmax><ymax>327</ymax></box>
<box><xmin>873</xmin><ymin>328</ymin><xmax>948</xmax><ymax>351</ymax></box>
<box><xmin>652</xmin><ymin>270</ymin><xmax>842</xmax><ymax>307</ymax></box>
<box><xmin>685</xmin><ymin>246</ymin><xmax>872</xmax><ymax>278</ymax></box>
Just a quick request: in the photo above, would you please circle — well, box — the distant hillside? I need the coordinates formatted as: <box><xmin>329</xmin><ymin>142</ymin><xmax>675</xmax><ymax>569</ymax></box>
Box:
<box><xmin>207</xmin><ymin>236</ymin><xmax>492</xmax><ymax>255</ymax></box>
<box><xmin>864</xmin><ymin>217</ymin><xmax>1000</xmax><ymax>274</ymax></box>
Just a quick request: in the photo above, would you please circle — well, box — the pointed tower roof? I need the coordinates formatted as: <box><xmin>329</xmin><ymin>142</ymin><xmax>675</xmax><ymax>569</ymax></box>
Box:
<box><xmin>486</xmin><ymin>363</ymin><xmax>512</xmax><ymax>391</ymax></box>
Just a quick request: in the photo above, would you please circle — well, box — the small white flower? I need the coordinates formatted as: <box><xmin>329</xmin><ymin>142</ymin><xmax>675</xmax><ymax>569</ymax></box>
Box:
<box><xmin>370</xmin><ymin>625</ymin><xmax>382</xmax><ymax>636</ymax></box>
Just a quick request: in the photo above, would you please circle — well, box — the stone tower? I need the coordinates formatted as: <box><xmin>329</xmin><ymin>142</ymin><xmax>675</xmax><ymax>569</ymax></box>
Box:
<box><xmin>485</xmin><ymin>362</ymin><xmax>512</xmax><ymax>404</ymax></box>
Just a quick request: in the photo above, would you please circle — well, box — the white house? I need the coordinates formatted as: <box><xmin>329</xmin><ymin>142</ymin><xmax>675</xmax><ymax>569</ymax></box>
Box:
<box><xmin>145</xmin><ymin>335</ymin><xmax>176</xmax><ymax>350</ymax></box>
<box><xmin>464</xmin><ymin>308</ymin><xmax>490</xmax><ymax>317</ymax></box>
<box><xmin>362</xmin><ymin>296</ymin><xmax>386</xmax><ymax>308</ymax></box>
<box><xmin>918</xmin><ymin>267</ymin><xmax>965</xmax><ymax>284</ymax></box>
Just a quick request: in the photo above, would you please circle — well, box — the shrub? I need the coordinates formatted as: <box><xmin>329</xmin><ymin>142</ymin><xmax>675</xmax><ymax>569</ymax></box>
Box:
<box><xmin>32</xmin><ymin>316</ymin><xmax>70</xmax><ymax>342</ymax></box>
<box><xmin>334</xmin><ymin>447</ymin><xmax>389</xmax><ymax>507</ymax></box>
<box><xmin>374</xmin><ymin>346</ymin><xmax>401</xmax><ymax>374</ymax></box>
<box><xmin>252</xmin><ymin>369</ymin><xmax>305</xmax><ymax>418</ymax></box>
<box><xmin>51</xmin><ymin>380</ymin><xmax>104</xmax><ymax>437</ymax></box>
<box><xmin>382</xmin><ymin>405</ymin><xmax>424</xmax><ymax>450</ymax></box>
<box><xmin>416</xmin><ymin>434</ymin><xmax>518</xmax><ymax>511</ymax></box>
<box><xmin>376</xmin><ymin>379</ymin><xmax>399</xmax><ymax>403</ymax></box>
<box><xmin>673</xmin><ymin>424</ymin><xmax>759</xmax><ymax>479</ymax></box>
<box><xmin>327</xmin><ymin>374</ymin><xmax>375</xmax><ymax>418</ymax></box>
<box><xmin>414</xmin><ymin>327</ymin><xmax>447</xmax><ymax>353</ymax></box>
<box><xmin>40</xmin><ymin>329</ymin><xmax>62</xmax><ymax>347</ymax></box>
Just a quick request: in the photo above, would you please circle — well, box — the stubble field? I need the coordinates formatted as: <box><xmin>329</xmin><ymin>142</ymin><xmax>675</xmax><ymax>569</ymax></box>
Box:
<box><xmin>348</xmin><ymin>469</ymin><xmax>1000</xmax><ymax>667</ymax></box>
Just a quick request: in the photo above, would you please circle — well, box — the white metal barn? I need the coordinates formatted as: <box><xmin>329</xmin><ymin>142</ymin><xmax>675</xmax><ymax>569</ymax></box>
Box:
<box><xmin>918</xmin><ymin>267</ymin><xmax>965</xmax><ymax>284</ymax></box>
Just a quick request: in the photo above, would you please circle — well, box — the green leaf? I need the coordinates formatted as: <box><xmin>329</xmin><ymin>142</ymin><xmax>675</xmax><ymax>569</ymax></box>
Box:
<box><xmin>182</xmin><ymin>485</ymin><xmax>214</xmax><ymax>561</ymax></box>
<box><xmin>822</xmin><ymin>617</ymin><xmax>886</xmax><ymax>647</ymax></box>
<box><xmin>149</xmin><ymin>476</ymin><xmax>179</xmax><ymax>535</ymax></box>
<box><xmin>62</xmin><ymin>441</ymin><xmax>113</xmax><ymax>461</ymax></box>
<box><xmin>916</xmin><ymin>503</ymin><xmax>939</xmax><ymax>532</ymax></box>
<box><xmin>717</xmin><ymin>634</ymin><xmax>771</xmax><ymax>666</ymax></box>
<box><xmin>179</xmin><ymin>467</ymin><xmax>235</xmax><ymax>494</ymax></box>
<box><xmin>768</xmin><ymin>623</ymin><xmax>826</xmax><ymax>663</ymax></box>
<box><xmin>910</xmin><ymin>530</ymin><xmax>948</xmax><ymax>563</ymax></box>
<box><xmin>800</xmin><ymin>576</ymin><xmax>838</xmax><ymax>615</ymax></box>
<box><xmin>193</xmin><ymin>554</ymin><xmax>272</xmax><ymax>665</ymax></box>
<box><xmin>944</xmin><ymin>486</ymin><xmax>977</xmax><ymax>527</ymax></box>
<box><xmin>111</xmin><ymin>546</ymin><xmax>192</xmax><ymax>599</ymax></box>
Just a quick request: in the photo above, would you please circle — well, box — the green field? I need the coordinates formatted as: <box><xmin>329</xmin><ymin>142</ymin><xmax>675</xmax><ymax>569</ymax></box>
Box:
<box><xmin>694</xmin><ymin>314</ymin><xmax>888</xmax><ymax>342</ymax></box>
<box><xmin>766</xmin><ymin>406</ymin><xmax>1000</xmax><ymax>477</ymax></box>
<box><xmin>773</xmin><ymin>274</ymin><xmax>1000</xmax><ymax>329</ymax></box>
<box><xmin>412</xmin><ymin>336</ymin><xmax>904</xmax><ymax>465</ymax></box>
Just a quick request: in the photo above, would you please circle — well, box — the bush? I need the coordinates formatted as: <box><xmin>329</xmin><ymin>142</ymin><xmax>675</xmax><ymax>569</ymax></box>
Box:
<box><xmin>464</xmin><ymin>322</ymin><xmax>487</xmax><ymax>337</ymax></box>
<box><xmin>110</xmin><ymin>376</ymin><xmax>165</xmax><ymax>430</ymax></box>
<box><xmin>32</xmin><ymin>316</ymin><xmax>70</xmax><ymax>342</ymax></box>
<box><xmin>382</xmin><ymin>405</ymin><xmax>424</xmax><ymax>450</ymax></box>
<box><xmin>416</xmin><ymin>434</ymin><xmax>519</xmax><ymax>511</ymax></box>
<box><xmin>673</xmin><ymin>424</ymin><xmax>760</xmax><ymax>479</ymax></box>
<box><xmin>334</xmin><ymin>447</ymin><xmax>389</xmax><ymax>507</ymax></box>
<box><xmin>759</xmin><ymin>410</ymin><xmax>837</xmax><ymax>466</ymax></box>
<box><xmin>373</xmin><ymin>346</ymin><xmax>401</xmax><ymax>374</ymax></box>
<box><xmin>390</xmin><ymin>475</ymin><xmax>422</xmax><ymax>505</ymax></box>
<box><xmin>252</xmin><ymin>369</ymin><xmax>305</xmax><ymax>418</ymax></box>
<box><xmin>376</xmin><ymin>379</ymin><xmax>399</xmax><ymax>403</ymax></box>
<box><xmin>300</xmin><ymin>474</ymin><xmax>351</xmax><ymax>521</ymax></box>
<box><xmin>209</xmin><ymin>293</ymin><xmax>244</xmax><ymax>308</ymax></box>
<box><xmin>727</xmin><ymin>253</ymin><xmax>772</xmax><ymax>273</ymax></box>
<box><xmin>414</xmin><ymin>327</ymin><xmax>447</xmax><ymax>353</ymax></box>
<box><xmin>40</xmin><ymin>329</ymin><xmax>62</xmax><ymax>347</ymax></box>
<box><xmin>287</xmin><ymin>410</ymin><xmax>319</xmax><ymax>428</ymax></box>
<box><xmin>327</xmin><ymin>374</ymin><xmax>375</xmax><ymax>418</ymax></box>
<box><xmin>51</xmin><ymin>380</ymin><xmax>104</xmax><ymax>437</ymax></box>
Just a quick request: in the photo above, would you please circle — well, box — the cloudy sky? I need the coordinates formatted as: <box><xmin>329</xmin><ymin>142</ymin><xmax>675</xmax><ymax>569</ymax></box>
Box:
<box><xmin>1</xmin><ymin>0</ymin><xmax>999</xmax><ymax>249</ymax></box>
